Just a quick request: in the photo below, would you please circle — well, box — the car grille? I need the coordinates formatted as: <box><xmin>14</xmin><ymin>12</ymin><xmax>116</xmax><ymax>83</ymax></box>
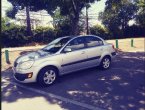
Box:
<box><xmin>14</xmin><ymin>73</ymin><xmax>27</xmax><ymax>81</ymax></box>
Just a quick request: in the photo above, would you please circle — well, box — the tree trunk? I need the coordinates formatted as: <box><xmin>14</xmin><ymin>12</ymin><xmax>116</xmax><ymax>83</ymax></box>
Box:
<box><xmin>70</xmin><ymin>13</ymin><xmax>79</xmax><ymax>35</ymax></box>
<box><xmin>69</xmin><ymin>0</ymin><xmax>80</xmax><ymax>35</ymax></box>
<box><xmin>86</xmin><ymin>6</ymin><xmax>89</xmax><ymax>35</ymax></box>
<box><xmin>26</xmin><ymin>6</ymin><xmax>32</xmax><ymax>36</ymax></box>
<box><xmin>122</xmin><ymin>18</ymin><xmax>127</xmax><ymax>37</ymax></box>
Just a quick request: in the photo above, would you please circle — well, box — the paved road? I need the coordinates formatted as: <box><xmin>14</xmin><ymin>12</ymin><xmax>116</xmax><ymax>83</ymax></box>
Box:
<box><xmin>1</xmin><ymin>51</ymin><xmax>145</xmax><ymax>110</ymax></box>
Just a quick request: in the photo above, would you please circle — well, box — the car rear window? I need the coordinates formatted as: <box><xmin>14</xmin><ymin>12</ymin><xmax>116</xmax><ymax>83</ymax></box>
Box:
<box><xmin>85</xmin><ymin>36</ymin><xmax>103</xmax><ymax>47</ymax></box>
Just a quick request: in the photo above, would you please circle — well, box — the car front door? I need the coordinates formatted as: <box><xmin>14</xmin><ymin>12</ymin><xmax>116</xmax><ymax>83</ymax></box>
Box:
<box><xmin>60</xmin><ymin>37</ymin><xmax>88</xmax><ymax>74</ymax></box>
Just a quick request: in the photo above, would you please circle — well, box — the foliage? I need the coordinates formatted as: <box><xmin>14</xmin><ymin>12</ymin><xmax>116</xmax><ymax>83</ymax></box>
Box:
<box><xmin>1</xmin><ymin>17</ymin><xmax>27</xmax><ymax>48</ymax></box>
<box><xmin>1</xmin><ymin>17</ymin><xmax>56</xmax><ymax>47</ymax></box>
<box><xmin>6</xmin><ymin>6</ymin><xmax>19</xmax><ymax>19</ymax></box>
<box><xmin>2</xmin><ymin>17</ymin><xmax>16</xmax><ymax>31</ymax></box>
<box><xmin>1</xmin><ymin>25</ymin><xmax>28</xmax><ymax>47</ymax></box>
<box><xmin>90</xmin><ymin>24</ymin><xmax>110</xmax><ymax>39</ymax></box>
<box><xmin>7</xmin><ymin>0</ymin><xmax>100</xmax><ymax>35</ymax></box>
<box><xmin>124</xmin><ymin>25</ymin><xmax>145</xmax><ymax>37</ymax></box>
<box><xmin>55</xmin><ymin>19</ymin><xmax>71</xmax><ymax>37</ymax></box>
<box><xmin>51</xmin><ymin>8</ymin><xmax>71</xmax><ymax>36</ymax></box>
<box><xmin>33</xmin><ymin>26</ymin><xmax>56</xmax><ymax>43</ymax></box>
<box><xmin>1</xmin><ymin>25</ymin><xmax>57</xmax><ymax>47</ymax></box>
<box><xmin>99</xmin><ymin>0</ymin><xmax>138</xmax><ymax>37</ymax></box>
<box><xmin>2</xmin><ymin>0</ymin><xmax>145</xmax><ymax>48</ymax></box>
<box><xmin>136</xmin><ymin>0</ymin><xmax>145</xmax><ymax>27</ymax></box>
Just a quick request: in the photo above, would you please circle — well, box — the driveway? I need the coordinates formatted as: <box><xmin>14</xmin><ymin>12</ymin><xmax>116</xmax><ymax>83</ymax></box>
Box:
<box><xmin>1</xmin><ymin>51</ymin><xmax>145</xmax><ymax>110</ymax></box>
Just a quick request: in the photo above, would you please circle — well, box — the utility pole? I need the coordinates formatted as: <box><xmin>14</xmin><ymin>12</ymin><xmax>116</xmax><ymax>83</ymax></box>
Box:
<box><xmin>86</xmin><ymin>5</ymin><xmax>89</xmax><ymax>35</ymax></box>
<box><xmin>26</xmin><ymin>6</ymin><xmax>32</xmax><ymax>36</ymax></box>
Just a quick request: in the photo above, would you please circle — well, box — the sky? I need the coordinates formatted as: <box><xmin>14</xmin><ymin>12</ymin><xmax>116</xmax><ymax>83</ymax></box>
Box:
<box><xmin>86</xmin><ymin>0</ymin><xmax>106</xmax><ymax>25</ymax></box>
<box><xmin>1</xmin><ymin>0</ymin><xmax>106</xmax><ymax>26</ymax></box>
<box><xmin>88</xmin><ymin>0</ymin><xmax>106</xmax><ymax>15</ymax></box>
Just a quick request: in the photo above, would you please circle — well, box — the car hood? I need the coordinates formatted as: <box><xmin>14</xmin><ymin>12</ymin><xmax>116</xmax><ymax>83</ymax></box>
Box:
<box><xmin>15</xmin><ymin>50</ymin><xmax>52</xmax><ymax>63</ymax></box>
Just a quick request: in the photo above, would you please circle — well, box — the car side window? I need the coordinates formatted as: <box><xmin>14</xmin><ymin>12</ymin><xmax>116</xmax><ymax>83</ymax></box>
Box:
<box><xmin>85</xmin><ymin>36</ymin><xmax>103</xmax><ymax>47</ymax></box>
<box><xmin>65</xmin><ymin>37</ymin><xmax>85</xmax><ymax>51</ymax></box>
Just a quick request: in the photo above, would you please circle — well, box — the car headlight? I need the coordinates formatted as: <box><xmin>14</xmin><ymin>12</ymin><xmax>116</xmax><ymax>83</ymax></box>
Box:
<box><xmin>18</xmin><ymin>60</ymin><xmax>34</xmax><ymax>70</ymax></box>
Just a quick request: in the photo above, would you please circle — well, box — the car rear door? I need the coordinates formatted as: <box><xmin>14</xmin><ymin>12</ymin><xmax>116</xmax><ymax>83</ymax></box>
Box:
<box><xmin>60</xmin><ymin>37</ymin><xmax>88</xmax><ymax>74</ymax></box>
<box><xmin>84</xmin><ymin>36</ymin><xmax>104</xmax><ymax>66</ymax></box>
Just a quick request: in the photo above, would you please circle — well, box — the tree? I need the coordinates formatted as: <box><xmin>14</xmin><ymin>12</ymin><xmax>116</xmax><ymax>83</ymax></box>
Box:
<box><xmin>34</xmin><ymin>26</ymin><xmax>56</xmax><ymax>43</ymax></box>
<box><xmin>7</xmin><ymin>0</ymin><xmax>100</xmax><ymax>35</ymax></box>
<box><xmin>85</xmin><ymin>4</ymin><xmax>90</xmax><ymax>34</ymax></box>
<box><xmin>90</xmin><ymin>24</ymin><xmax>109</xmax><ymax>39</ymax></box>
<box><xmin>136</xmin><ymin>0</ymin><xmax>145</xmax><ymax>27</ymax></box>
<box><xmin>1</xmin><ymin>17</ymin><xmax>16</xmax><ymax>31</ymax></box>
<box><xmin>6</xmin><ymin>6</ymin><xmax>18</xmax><ymax>19</ymax></box>
<box><xmin>1</xmin><ymin>17</ymin><xmax>28</xmax><ymax>47</ymax></box>
<box><xmin>51</xmin><ymin>8</ymin><xmax>70</xmax><ymax>28</ymax></box>
<box><xmin>2</xmin><ymin>17</ymin><xmax>9</xmax><ymax>32</ymax></box>
<box><xmin>7</xmin><ymin>4</ymin><xmax>32</xmax><ymax>36</ymax></box>
<box><xmin>99</xmin><ymin>0</ymin><xmax>138</xmax><ymax>37</ymax></box>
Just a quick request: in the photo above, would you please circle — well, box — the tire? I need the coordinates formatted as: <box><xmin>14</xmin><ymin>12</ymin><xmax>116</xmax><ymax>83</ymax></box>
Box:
<box><xmin>99</xmin><ymin>56</ymin><xmax>111</xmax><ymax>70</ymax></box>
<box><xmin>37</xmin><ymin>67</ymin><xmax>58</xmax><ymax>86</ymax></box>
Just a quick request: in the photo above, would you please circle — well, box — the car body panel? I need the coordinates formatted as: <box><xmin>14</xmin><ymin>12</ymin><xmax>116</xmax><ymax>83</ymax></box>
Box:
<box><xmin>60</xmin><ymin>49</ymin><xmax>88</xmax><ymax>74</ymax></box>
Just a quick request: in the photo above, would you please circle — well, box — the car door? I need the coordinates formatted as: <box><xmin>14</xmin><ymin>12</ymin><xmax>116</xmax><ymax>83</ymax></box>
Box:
<box><xmin>60</xmin><ymin>37</ymin><xmax>88</xmax><ymax>74</ymax></box>
<box><xmin>84</xmin><ymin>36</ymin><xmax>104</xmax><ymax>67</ymax></box>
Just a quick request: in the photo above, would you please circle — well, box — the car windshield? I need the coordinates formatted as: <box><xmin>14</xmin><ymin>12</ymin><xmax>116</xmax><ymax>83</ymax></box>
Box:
<box><xmin>41</xmin><ymin>37</ymin><xmax>71</xmax><ymax>53</ymax></box>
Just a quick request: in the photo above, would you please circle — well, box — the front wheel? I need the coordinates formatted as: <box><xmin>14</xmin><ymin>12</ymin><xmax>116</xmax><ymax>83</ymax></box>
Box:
<box><xmin>37</xmin><ymin>67</ymin><xmax>58</xmax><ymax>86</ymax></box>
<box><xmin>99</xmin><ymin>57</ymin><xmax>111</xmax><ymax>70</ymax></box>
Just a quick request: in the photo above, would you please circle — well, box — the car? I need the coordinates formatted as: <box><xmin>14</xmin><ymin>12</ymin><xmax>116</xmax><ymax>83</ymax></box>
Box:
<box><xmin>13</xmin><ymin>35</ymin><xmax>116</xmax><ymax>86</ymax></box>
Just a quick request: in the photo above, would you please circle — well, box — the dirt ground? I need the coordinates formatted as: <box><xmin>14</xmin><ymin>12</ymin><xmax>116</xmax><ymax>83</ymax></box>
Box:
<box><xmin>1</xmin><ymin>37</ymin><xmax>144</xmax><ymax>71</ymax></box>
<box><xmin>107</xmin><ymin>38</ymin><xmax>144</xmax><ymax>52</ymax></box>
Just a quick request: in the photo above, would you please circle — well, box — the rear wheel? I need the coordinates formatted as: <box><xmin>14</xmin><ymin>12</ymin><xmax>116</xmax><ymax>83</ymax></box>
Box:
<box><xmin>37</xmin><ymin>67</ymin><xmax>58</xmax><ymax>86</ymax></box>
<box><xmin>100</xmin><ymin>56</ymin><xmax>111</xmax><ymax>70</ymax></box>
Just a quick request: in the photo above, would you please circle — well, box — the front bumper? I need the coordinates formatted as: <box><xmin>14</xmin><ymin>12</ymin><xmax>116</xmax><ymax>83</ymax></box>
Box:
<box><xmin>13</xmin><ymin>67</ymin><xmax>38</xmax><ymax>83</ymax></box>
<box><xmin>14</xmin><ymin>72</ymin><xmax>33</xmax><ymax>81</ymax></box>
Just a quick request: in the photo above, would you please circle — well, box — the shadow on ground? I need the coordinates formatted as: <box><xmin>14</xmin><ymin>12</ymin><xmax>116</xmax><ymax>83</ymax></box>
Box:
<box><xmin>1</xmin><ymin>51</ymin><xmax>145</xmax><ymax>110</ymax></box>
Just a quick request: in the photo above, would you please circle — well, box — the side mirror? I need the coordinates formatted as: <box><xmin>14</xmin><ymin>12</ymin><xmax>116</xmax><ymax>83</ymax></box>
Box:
<box><xmin>64</xmin><ymin>48</ymin><xmax>72</xmax><ymax>53</ymax></box>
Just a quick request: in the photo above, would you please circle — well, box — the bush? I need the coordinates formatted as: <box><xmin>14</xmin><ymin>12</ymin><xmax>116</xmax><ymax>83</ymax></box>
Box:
<box><xmin>54</xmin><ymin>19</ymin><xmax>71</xmax><ymax>37</ymax></box>
<box><xmin>90</xmin><ymin>24</ymin><xmax>110</xmax><ymax>39</ymax></box>
<box><xmin>33</xmin><ymin>26</ymin><xmax>56</xmax><ymax>43</ymax></box>
<box><xmin>1</xmin><ymin>26</ymin><xmax>28</xmax><ymax>47</ymax></box>
<box><xmin>1</xmin><ymin>24</ymin><xmax>57</xmax><ymax>47</ymax></box>
<box><xmin>2</xmin><ymin>17</ymin><xmax>144</xmax><ymax>48</ymax></box>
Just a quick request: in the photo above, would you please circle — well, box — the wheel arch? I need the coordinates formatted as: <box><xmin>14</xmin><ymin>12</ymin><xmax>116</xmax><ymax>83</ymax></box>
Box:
<box><xmin>102</xmin><ymin>55</ymin><xmax>112</xmax><ymax>61</ymax></box>
<box><xmin>36</xmin><ymin>65</ymin><xmax>60</xmax><ymax>82</ymax></box>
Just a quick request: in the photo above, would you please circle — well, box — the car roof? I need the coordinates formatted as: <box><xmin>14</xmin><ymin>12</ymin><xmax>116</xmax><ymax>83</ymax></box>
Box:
<box><xmin>61</xmin><ymin>35</ymin><xmax>97</xmax><ymax>38</ymax></box>
<box><xmin>60</xmin><ymin>35</ymin><xmax>103</xmax><ymax>41</ymax></box>
<box><xmin>59</xmin><ymin>36</ymin><xmax>74</xmax><ymax>39</ymax></box>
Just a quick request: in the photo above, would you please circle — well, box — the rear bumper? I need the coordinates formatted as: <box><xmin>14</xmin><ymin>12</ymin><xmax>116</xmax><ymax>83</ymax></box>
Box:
<box><xmin>111</xmin><ymin>52</ymin><xmax>116</xmax><ymax>56</ymax></box>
